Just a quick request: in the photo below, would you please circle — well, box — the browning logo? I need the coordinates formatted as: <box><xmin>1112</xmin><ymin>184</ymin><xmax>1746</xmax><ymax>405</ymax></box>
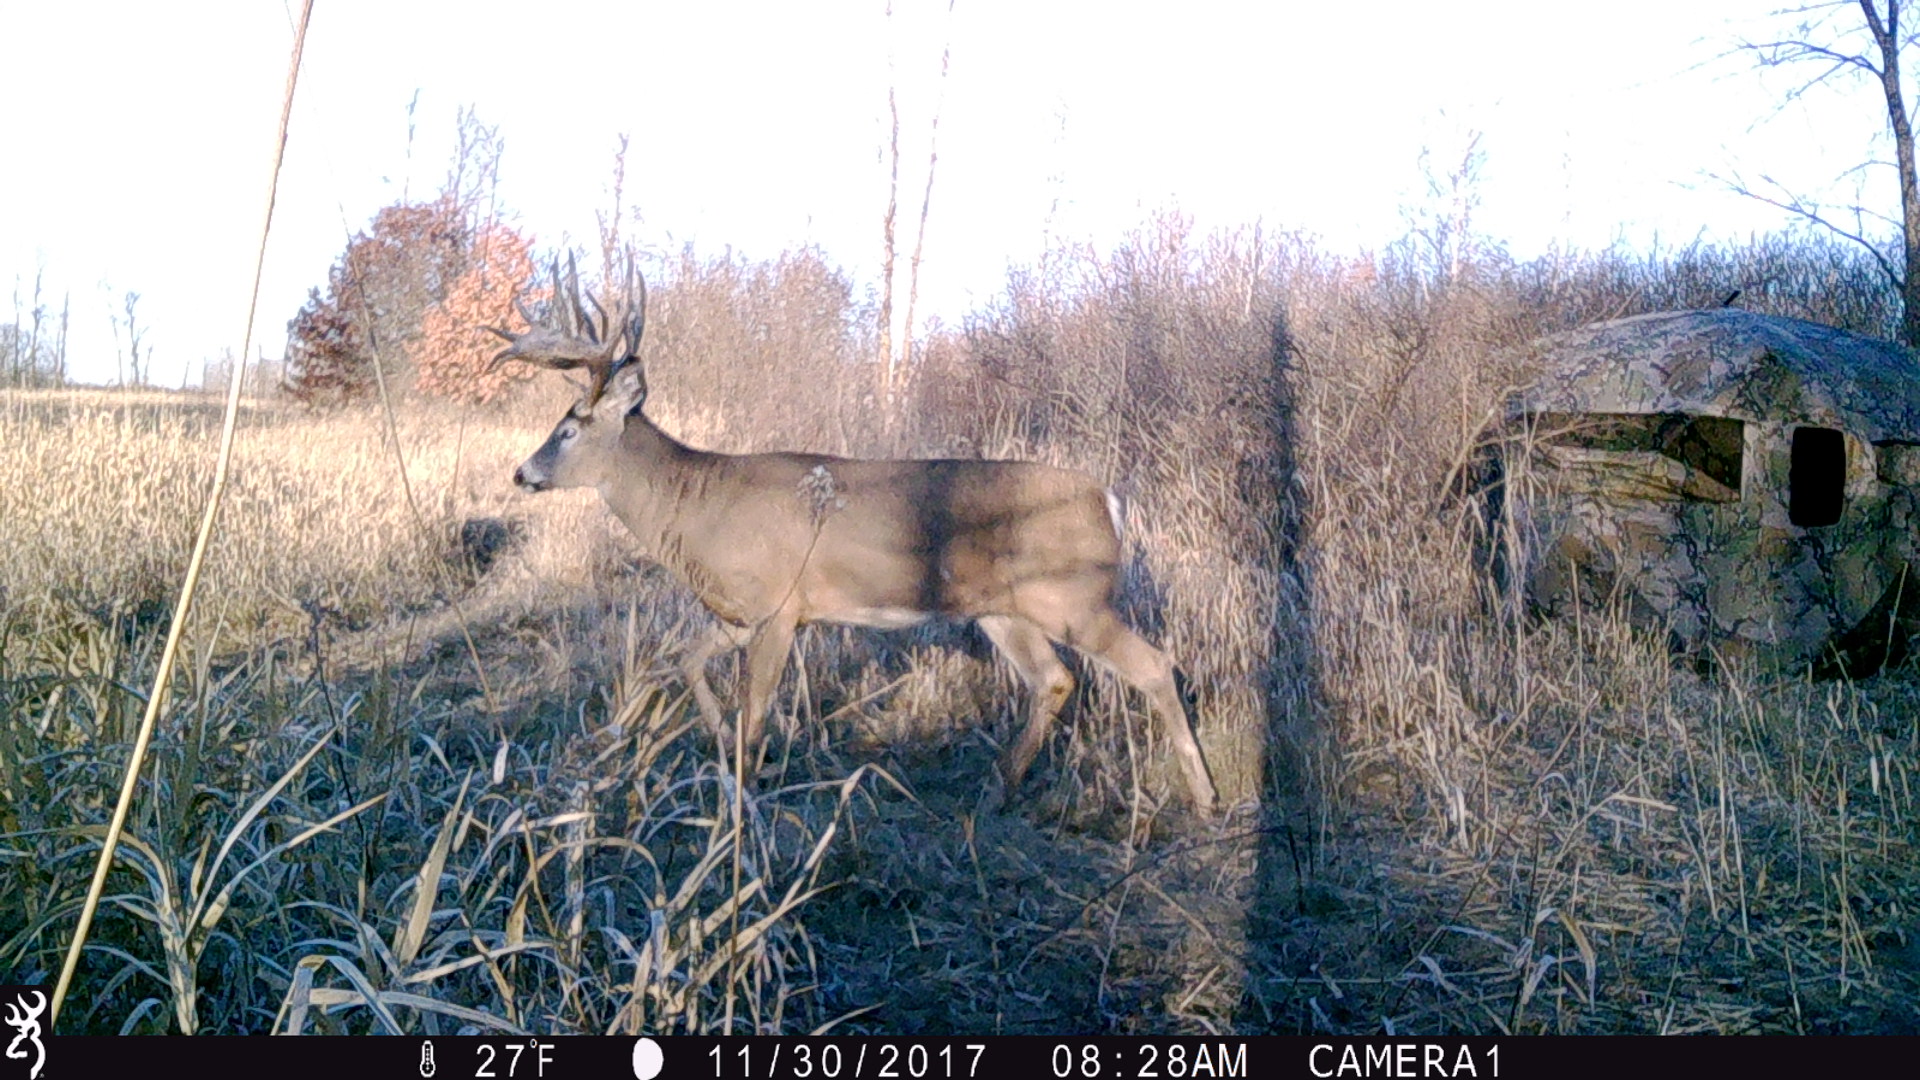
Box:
<box><xmin>1</xmin><ymin>988</ymin><xmax>45</xmax><ymax>1080</ymax></box>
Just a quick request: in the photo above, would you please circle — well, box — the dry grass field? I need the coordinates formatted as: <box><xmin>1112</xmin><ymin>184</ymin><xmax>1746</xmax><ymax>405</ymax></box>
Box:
<box><xmin>1</xmin><ymin>223</ymin><xmax>1916</xmax><ymax>1034</ymax></box>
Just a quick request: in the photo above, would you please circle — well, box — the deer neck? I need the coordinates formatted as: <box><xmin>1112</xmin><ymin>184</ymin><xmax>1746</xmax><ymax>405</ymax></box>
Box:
<box><xmin>597</xmin><ymin>412</ymin><xmax>727</xmax><ymax>564</ymax></box>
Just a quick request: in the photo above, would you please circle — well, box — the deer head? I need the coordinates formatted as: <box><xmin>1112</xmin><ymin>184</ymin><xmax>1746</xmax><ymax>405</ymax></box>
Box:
<box><xmin>488</xmin><ymin>253</ymin><xmax>651</xmax><ymax>492</ymax></box>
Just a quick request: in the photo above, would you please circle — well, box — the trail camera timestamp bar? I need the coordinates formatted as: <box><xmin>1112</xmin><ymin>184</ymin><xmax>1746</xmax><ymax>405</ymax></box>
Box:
<box><xmin>37</xmin><ymin>1034</ymin><xmax>1901</xmax><ymax>1079</ymax></box>
<box><xmin>43</xmin><ymin>1034</ymin><xmax>1260</xmax><ymax>1080</ymax></box>
<box><xmin>703</xmin><ymin>1039</ymin><xmax>1249</xmax><ymax>1080</ymax></box>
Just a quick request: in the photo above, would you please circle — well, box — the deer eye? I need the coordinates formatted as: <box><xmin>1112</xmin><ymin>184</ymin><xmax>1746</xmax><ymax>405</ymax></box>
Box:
<box><xmin>561</xmin><ymin>426</ymin><xmax>578</xmax><ymax>440</ymax></box>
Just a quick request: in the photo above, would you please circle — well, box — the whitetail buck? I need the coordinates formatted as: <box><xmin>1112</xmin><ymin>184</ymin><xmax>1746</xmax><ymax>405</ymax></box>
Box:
<box><xmin>490</xmin><ymin>260</ymin><xmax>1218</xmax><ymax>814</ymax></box>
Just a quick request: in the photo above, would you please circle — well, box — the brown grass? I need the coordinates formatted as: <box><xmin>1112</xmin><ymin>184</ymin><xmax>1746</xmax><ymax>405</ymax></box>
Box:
<box><xmin>1</xmin><ymin>223</ymin><xmax>1916</xmax><ymax>1034</ymax></box>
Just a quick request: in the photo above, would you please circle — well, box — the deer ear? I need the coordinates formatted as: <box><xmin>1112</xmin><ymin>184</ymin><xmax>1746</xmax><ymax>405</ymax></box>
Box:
<box><xmin>601</xmin><ymin>362</ymin><xmax>649</xmax><ymax>419</ymax></box>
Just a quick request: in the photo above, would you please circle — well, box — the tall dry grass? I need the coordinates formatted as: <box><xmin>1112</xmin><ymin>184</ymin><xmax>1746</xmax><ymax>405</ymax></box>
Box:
<box><xmin>3</xmin><ymin>223</ymin><xmax>1917</xmax><ymax>1034</ymax></box>
<box><xmin>1259</xmin><ymin>228</ymin><xmax>1918</xmax><ymax>1033</ymax></box>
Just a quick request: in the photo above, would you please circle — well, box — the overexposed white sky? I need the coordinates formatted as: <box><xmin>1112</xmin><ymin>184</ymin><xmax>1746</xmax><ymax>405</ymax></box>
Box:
<box><xmin>0</xmin><ymin>1</ymin><xmax>1898</xmax><ymax>387</ymax></box>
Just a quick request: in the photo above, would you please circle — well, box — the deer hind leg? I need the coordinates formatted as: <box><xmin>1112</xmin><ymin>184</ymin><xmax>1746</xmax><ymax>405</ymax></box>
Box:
<box><xmin>738</xmin><ymin>612</ymin><xmax>799</xmax><ymax>768</ymax></box>
<box><xmin>1064</xmin><ymin>607</ymin><xmax>1219</xmax><ymax>816</ymax></box>
<box><xmin>975</xmin><ymin>614</ymin><xmax>1075</xmax><ymax>802</ymax></box>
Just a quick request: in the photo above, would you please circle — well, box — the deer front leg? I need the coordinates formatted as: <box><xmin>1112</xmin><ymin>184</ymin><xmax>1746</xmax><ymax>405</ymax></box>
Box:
<box><xmin>737</xmin><ymin>612</ymin><xmax>799</xmax><ymax>771</ymax></box>
<box><xmin>681</xmin><ymin>621</ymin><xmax>749</xmax><ymax>742</ymax></box>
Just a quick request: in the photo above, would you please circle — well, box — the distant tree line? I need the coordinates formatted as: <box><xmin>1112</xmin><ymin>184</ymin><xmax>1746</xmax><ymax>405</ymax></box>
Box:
<box><xmin>4</xmin><ymin>272</ymin><xmax>69</xmax><ymax>388</ymax></box>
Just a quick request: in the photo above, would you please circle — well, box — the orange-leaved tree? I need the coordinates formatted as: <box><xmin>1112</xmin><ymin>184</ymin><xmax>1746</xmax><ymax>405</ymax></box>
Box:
<box><xmin>284</xmin><ymin>196</ymin><xmax>469</xmax><ymax>406</ymax></box>
<box><xmin>411</xmin><ymin>222</ymin><xmax>541</xmax><ymax>405</ymax></box>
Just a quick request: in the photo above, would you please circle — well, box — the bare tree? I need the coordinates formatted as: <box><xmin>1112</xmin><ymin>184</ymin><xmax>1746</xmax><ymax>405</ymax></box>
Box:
<box><xmin>201</xmin><ymin>349</ymin><xmax>237</xmax><ymax>394</ymax></box>
<box><xmin>104</xmin><ymin>285</ymin><xmax>150</xmax><ymax>387</ymax></box>
<box><xmin>1731</xmin><ymin>1</ymin><xmax>1920</xmax><ymax>344</ymax></box>
<box><xmin>899</xmin><ymin>0</ymin><xmax>957</xmax><ymax>377</ymax></box>
<box><xmin>2</xmin><ymin>271</ymin><xmax>65</xmax><ymax>388</ymax></box>
<box><xmin>876</xmin><ymin>0</ymin><xmax>958</xmax><ymax>426</ymax></box>
<box><xmin>6</xmin><ymin>273</ymin><xmax>32</xmax><ymax>387</ymax></box>
<box><xmin>876</xmin><ymin>0</ymin><xmax>903</xmax><ymax>411</ymax></box>
<box><xmin>54</xmin><ymin>290</ymin><xmax>68</xmax><ymax>384</ymax></box>
<box><xmin>23</xmin><ymin>272</ymin><xmax>43</xmax><ymax>387</ymax></box>
<box><xmin>120</xmin><ymin>290</ymin><xmax>149</xmax><ymax>386</ymax></box>
<box><xmin>1408</xmin><ymin>128</ymin><xmax>1488</xmax><ymax>290</ymax></box>
<box><xmin>444</xmin><ymin>104</ymin><xmax>505</xmax><ymax>225</ymax></box>
<box><xmin>598</xmin><ymin>133</ymin><xmax>632</xmax><ymax>282</ymax></box>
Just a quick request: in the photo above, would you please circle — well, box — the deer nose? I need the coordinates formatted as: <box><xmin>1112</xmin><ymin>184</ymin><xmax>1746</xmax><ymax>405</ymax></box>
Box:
<box><xmin>512</xmin><ymin>466</ymin><xmax>527</xmax><ymax>488</ymax></box>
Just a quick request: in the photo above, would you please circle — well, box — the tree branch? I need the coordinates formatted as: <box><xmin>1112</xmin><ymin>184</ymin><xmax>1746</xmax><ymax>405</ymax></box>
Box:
<box><xmin>1743</xmin><ymin>37</ymin><xmax>1881</xmax><ymax>75</ymax></box>
<box><xmin>1714</xmin><ymin>169</ymin><xmax>1904</xmax><ymax>288</ymax></box>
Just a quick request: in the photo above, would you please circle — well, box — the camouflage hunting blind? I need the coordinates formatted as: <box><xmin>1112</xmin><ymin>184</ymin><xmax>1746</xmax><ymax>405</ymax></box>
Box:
<box><xmin>1486</xmin><ymin>308</ymin><xmax>1920</xmax><ymax>674</ymax></box>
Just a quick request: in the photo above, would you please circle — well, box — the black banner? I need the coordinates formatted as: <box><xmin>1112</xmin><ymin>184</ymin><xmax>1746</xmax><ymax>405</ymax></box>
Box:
<box><xmin>12</xmin><ymin>1033</ymin><xmax>1907</xmax><ymax>1080</ymax></box>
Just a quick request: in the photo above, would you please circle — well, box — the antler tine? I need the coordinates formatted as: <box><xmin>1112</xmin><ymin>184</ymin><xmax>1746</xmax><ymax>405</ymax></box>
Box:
<box><xmin>623</xmin><ymin>256</ymin><xmax>648</xmax><ymax>362</ymax></box>
<box><xmin>568</xmin><ymin>252</ymin><xmax>604</xmax><ymax>345</ymax></box>
<box><xmin>482</xmin><ymin>288</ymin><xmax>532</xmax><ymax>370</ymax></box>
<box><xmin>548</xmin><ymin>257</ymin><xmax>576</xmax><ymax>340</ymax></box>
<box><xmin>485</xmin><ymin>253</ymin><xmax>623</xmax><ymax>392</ymax></box>
<box><xmin>584</xmin><ymin>288</ymin><xmax>610</xmax><ymax>350</ymax></box>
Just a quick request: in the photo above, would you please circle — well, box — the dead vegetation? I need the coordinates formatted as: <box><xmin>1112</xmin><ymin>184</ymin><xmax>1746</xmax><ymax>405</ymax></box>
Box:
<box><xmin>1</xmin><ymin>221</ymin><xmax>1916</xmax><ymax>1034</ymax></box>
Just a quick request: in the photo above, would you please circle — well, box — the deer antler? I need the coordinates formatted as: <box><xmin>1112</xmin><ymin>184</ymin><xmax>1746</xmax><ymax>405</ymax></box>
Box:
<box><xmin>485</xmin><ymin>252</ymin><xmax>647</xmax><ymax>409</ymax></box>
<box><xmin>612</xmin><ymin>249</ymin><xmax>646</xmax><ymax>362</ymax></box>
